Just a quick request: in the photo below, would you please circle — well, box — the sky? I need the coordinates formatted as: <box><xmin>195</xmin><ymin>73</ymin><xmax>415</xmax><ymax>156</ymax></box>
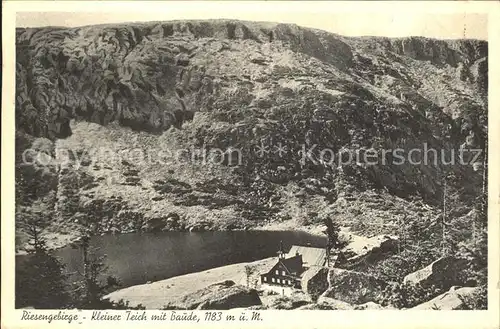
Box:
<box><xmin>14</xmin><ymin>2</ymin><xmax>489</xmax><ymax>40</ymax></box>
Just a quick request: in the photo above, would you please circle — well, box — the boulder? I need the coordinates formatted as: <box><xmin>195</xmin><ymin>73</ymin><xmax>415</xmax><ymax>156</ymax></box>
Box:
<box><xmin>141</xmin><ymin>217</ymin><xmax>167</xmax><ymax>232</ymax></box>
<box><xmin>316</xmin><ymin>296</ymin><xmax>354</xmax><ymax>310</ymax></box>
<box><xmin>165</xmin><ymin>212</ymin><xmax>181</xmax><ymax>225</ymax></box>
<box><xmin>403</xmin><ymin>256</ymin><xmax>468</xmax><ymax>290</ymax></box>
<box><xmin>412</xmin><ymin>287</ymin><xmax>478</xmax><ymax>310</ymax></box>
<box><xmin>188</xmin><ymin>224</ymin><xmax>206</xmax><ymax>232</ymax></box>
<box><xmin>164</xmin><ymin>280</ymin><xmax>262</xmax><ymax>310</ymax></box>
<box><xmin>342</xmin><ymin>234</ymin><xmax>399</xmax><ymax>269</ymax></box>
<box><xmin>295</xmin><ymin>303</ymin><xmax>322</xmax><ymax>310</ymax></box>
<box><xmin>265</xmin><ymin>295</ymin><xmax>310</xmax><ymax>310</ymax></box>
<box><xmin>142</xmin><ymin>214</ymin><xmax>181</xmax><ymax>232</ymax></box>
<box><xmin>323</xmin><ymin>268</ymin><xmax>388</xmax><ymax>305</ymax></box>
<box><xmin>295</xmin><ymin>303</ymin><xmax>339</xmax><ymax>310</ymax></box>
<box><xmin>354</xmin><ymin>301</ymin><xmax>386</xmax><ymax>310</ymax></box>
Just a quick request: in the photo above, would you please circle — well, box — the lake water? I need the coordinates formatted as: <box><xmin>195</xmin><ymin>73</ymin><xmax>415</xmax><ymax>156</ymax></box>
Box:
<box><xmin>53</xmin><ymin>230</ymin><xmax>326</xmax><ymax>288</ymax></box>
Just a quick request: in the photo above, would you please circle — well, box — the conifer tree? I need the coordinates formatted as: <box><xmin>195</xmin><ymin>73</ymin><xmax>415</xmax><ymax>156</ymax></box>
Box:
<box><xmin>16</xmin><ymin>214</ymin><xmax>70</xmax><ymax>308</ymax></box>
<box><xmin>69</xmin><ymin>230</ymin><xmax>121</xmax><ymax>309</ymax></box>
<box><xmin>323</xmin><ymin>217</ymin><xmax>347</xmax><ymax>267</ymax></box>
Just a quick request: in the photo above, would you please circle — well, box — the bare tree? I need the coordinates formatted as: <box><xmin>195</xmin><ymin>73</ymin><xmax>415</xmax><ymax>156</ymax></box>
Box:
<box><xmin>244</xmin><ymin>265</ymin><xmax>254</xmax><ymax>288</ymax></box>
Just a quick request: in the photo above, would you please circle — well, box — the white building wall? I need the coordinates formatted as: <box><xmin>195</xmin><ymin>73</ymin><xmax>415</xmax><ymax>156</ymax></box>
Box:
<box><xmin>260</xmin><ymin>283</ymin><xmax>298</xmax><ymax>297</ymax></box>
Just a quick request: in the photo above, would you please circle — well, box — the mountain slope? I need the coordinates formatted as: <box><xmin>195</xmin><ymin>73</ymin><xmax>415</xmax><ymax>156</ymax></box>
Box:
<box><xmin>15</xmin><ymin>20</ymin><xmax>487</xmax><ymax>260</ymax></box>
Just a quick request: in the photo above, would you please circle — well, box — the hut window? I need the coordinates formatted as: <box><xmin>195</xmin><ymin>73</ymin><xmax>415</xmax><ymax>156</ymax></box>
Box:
<box><xmin>271</xmin><ymin>278</ymin><xmax>275</xmax><ymax>283</ymax></box>
<box><xmin>287</xmin><ymin>280</ymin><xmax>291</xmax><ymax>285</ymax></box>
<box><xmin>263</xmin><ymin>277</ymin><xmax>267</xmax><ymax>282</ymax></box>
<box><xmin>277</xmin><ymin>279</ymin><xmax>280</xmax><ymax>284</ymax></box>
<box><xmin>275</xmin><ymin>270</ymin><xmax>279</xmax><ymax>275</ymax></box>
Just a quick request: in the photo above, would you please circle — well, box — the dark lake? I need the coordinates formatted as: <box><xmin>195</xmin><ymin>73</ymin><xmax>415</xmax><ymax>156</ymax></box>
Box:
<box><xmin>52</xmin><ymin>230</ymin><xmax>326</xmax><ymax>288</ymax></box>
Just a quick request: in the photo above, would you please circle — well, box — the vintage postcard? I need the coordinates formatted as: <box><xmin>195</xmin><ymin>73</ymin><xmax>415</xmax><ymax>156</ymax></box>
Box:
<box><xmin>2</xmin><ymin>1</ymin><xmax>499</xmax><ymax>329</ymax></box>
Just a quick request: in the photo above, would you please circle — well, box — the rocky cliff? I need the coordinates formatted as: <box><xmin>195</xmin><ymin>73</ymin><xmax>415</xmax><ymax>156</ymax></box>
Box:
<box><xmin>16</xmin><ymin>20</ymin><xmax>487</xmax><ymax>137</ymax></box>
<box><xmin>15</xmin><ymin>20</ymin><xmax>487</xmax><ymax>277</ymax></box>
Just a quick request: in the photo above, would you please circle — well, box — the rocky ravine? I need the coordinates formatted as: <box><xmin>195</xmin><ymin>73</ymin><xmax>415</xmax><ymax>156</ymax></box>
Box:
<box><xmin>16</xmin><ymin>20</ymin><xmax>487</xmax><ymax>286</ymax></box>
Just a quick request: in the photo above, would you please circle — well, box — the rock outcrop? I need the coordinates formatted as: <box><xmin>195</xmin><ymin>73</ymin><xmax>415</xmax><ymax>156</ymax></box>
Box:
<box><xmin>316</xmin><ymin>296</ymin><xmax>354</xmax><ymax>310</ymax></box>
<box><xmin>411</xmin><ymin>286</ymin><xmax>479</xmax><ymax>310</ymax></box>
<box><xmin>323</xmin><ymin>268</ymin><xmax>388</xmax><ymax>304</ymax></box>
<box><xmin>262</xmin><ymin>294</ymin><xmax>310</xmax><ymax>310</ymax></box>
<box><xmin>163</xmin><ymin>280</ymin><xmax>262</xmax><ymax>310</ymax></box>
<box><xmin>387</xmin><ymin>37</ymin><xmax>486</xmax><ymax>69</ymax></box>
<box><xmin>141</xmin><ymin>213</ymin><xmax>182</xmax><ymax>232</ymax></box>
<box><xmin>403</xmin><ymin>256</ymin><xmax>468</xmax><ymax>290</ymax></box>
<box><xmin>342</xmin><ymin>234</ymin><xmax>399</xmax><ymax>269</ymax></box>
<box><xmin>354</xmin><ymin>301</ymin><xmax>386</xmax><ymax>310</ymax></box>
<box><xmin>15</xmin><ymin>20</ymin><xmax>354</xmax><ymax>138</ymax></box>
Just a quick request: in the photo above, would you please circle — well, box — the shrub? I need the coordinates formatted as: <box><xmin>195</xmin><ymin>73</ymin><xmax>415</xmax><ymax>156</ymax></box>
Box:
<box><xmin>376</xmin><ymin>282</ymin><xmax>444</xmax><ymax>309</ymax></box>
<box><xmin>458</xmin><ymin>285</ymin><xmax>487</xmax><ymax>310</ymax></box>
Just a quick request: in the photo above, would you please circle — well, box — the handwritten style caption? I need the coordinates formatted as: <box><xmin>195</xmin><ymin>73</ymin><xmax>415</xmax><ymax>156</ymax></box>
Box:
<box><xmin>21</xmin><ymin>310</ymin><xmax>263</xmax><ymax>325</ymax></box>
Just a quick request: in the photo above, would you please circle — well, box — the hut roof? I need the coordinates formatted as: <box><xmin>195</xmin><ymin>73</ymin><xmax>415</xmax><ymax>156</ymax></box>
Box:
<box><xmin>301</xmin><ymin>265</ymin><xmax>325</xmax><ymax>282</ymax></box>
<box><xmin>280</xmin><ymin>254</ymin><xmax>303</xmax><ymax>274</ymax></box>
<box><xmin>260</xmin><ymin>254</ymin><xmax>304</xmax><ymax>276</ymax></box>
<box><xmin>287</xmin><ymin>245</ymin><xmax>326</xmax><ymax>267</ymax></box>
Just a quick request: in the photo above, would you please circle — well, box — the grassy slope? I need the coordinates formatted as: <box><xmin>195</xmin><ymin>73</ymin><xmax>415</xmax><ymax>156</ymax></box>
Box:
<box><xmin>104</xmin><ymin>257</ymin><xmax>276</xmax><ymax>309</ymax></box>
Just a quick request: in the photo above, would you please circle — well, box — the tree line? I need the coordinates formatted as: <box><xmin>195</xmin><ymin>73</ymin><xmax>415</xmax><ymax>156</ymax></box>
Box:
<box><xmin>15</xmin><ymin>217</ymin><xmax>144</xmax><ymax>310</ymax></box>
